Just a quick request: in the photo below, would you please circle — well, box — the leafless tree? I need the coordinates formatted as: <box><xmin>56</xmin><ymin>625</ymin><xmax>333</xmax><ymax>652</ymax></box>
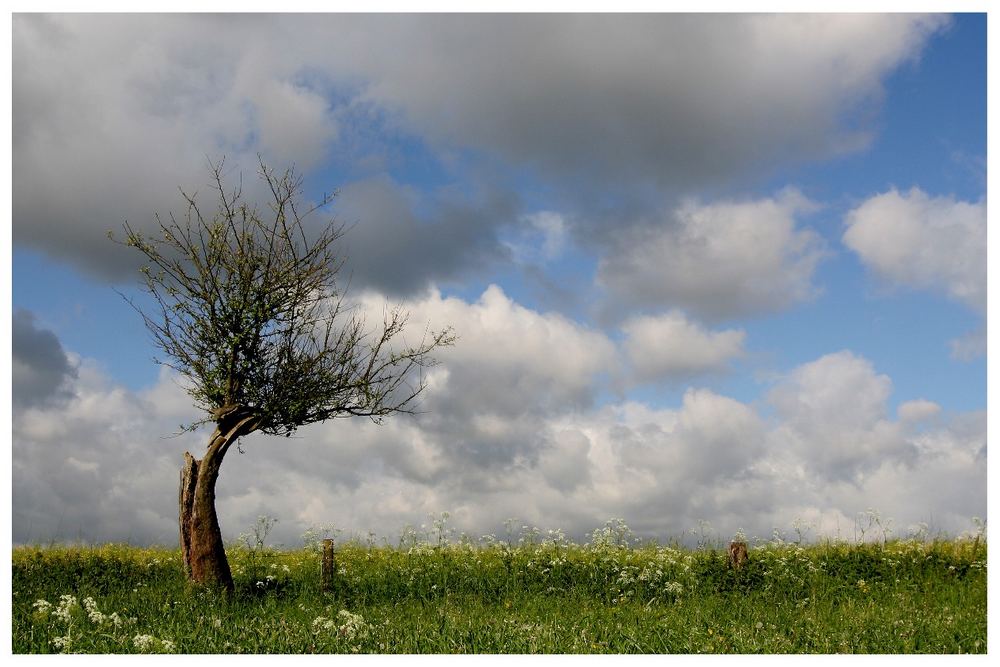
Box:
<box><xmin>113</xmin><ymin>157</ymin><xmax>453</xmax><ymax>590</ymax></box>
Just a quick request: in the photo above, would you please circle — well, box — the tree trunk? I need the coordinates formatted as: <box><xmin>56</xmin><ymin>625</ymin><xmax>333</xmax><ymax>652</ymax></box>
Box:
<box><xmin>178</xmin><ymin>449</ymin><xmax>234</xmax><ymax>591</ymax></box>
<box><xmin>178</xmin><ymin>407</ymin><xmax>260</xmax><ymax>592</ymax></box>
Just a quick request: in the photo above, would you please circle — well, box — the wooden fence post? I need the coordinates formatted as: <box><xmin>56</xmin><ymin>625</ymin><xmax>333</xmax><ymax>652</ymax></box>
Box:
<box><xmin>321</xmin><ymin>539</ymin><xmax>336</xmax><ymax>592</ymax></box>
<box><xmin>728</xmin><ymin>541</ymin><xmax>748</xmax><ymax>570</ymax></box>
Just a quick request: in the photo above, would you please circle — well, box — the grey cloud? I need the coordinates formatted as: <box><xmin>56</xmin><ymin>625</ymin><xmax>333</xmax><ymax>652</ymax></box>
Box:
<box><xmin>540</xmin><ymin>429</ymin><xmax>593</xmax><ymax>493</ymax></box>
<box><xmin>344</xmin><ymin>14</ymin><xmax>948</xmax><ymax>192</ymax></box>
<box><xmin>13</xmin><ymin>15</ymin><xmax>339</xmax><ymax>283</ymax></box>
<box><xmin>334</xmin><ymin>177</ymin><xmax>518</xmax><ymax>297</ymax></box>
<box><xmin>14</xmin><ymin>13</ymin><xmax>948</xmax><ymax>295</ymax></box>
<box><xmin>11</xmin><ymin>309</ymin><xmax>77</xmax><ymax>409</ymax></box>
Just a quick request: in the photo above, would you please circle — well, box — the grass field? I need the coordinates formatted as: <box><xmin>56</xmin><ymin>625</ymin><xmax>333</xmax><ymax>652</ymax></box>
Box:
<box><xmin>12</xmin><ymin>519</ymin><xmax>987</xmax><ymax>654</ymax></box>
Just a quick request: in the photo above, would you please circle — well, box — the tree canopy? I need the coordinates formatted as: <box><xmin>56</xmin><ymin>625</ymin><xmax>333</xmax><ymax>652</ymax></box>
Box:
<box><xmin>115</xmin><ymin>158</ymin><xmax>454</xmax><ymax>437</ymax></box>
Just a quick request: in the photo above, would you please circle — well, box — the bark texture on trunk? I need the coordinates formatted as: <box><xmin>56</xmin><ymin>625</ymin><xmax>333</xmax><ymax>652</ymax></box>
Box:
<box><xmin>178</xmin><ymin>407</ymin><xmax>260</xmax><ymax>592</ymax></box>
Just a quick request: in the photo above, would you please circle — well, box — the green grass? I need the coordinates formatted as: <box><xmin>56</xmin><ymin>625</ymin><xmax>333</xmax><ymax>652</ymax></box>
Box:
<box><xmin>12</xmin><ymin>526</ymin><xmax>986</xmax><ymax>654</ymax></box>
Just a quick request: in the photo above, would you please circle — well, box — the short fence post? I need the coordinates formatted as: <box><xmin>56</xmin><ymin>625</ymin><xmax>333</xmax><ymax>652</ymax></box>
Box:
<box><xmin>728</xmin><ymin>541</ymin><xmax>748</xmax><ymax>570</ymax></box>
<box><xmin>321</xmin><ymin>539</ymin><xmax>336</xmax><ymax>592</ymax></box>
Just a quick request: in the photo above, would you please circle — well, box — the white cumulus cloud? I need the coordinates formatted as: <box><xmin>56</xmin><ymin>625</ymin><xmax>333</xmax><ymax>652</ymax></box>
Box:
<box><xmin>621</xmin><ymin>311</ymin><xmax>745</xmax><ymax>383</ymax></box>
<box><xmin>897</xmin><ymin>399</ymin><xmax>941</xmax><ymax>423</ymax></box>
<box><xmin>12</xmin><ymin>354</ymin><xmax>985</xmax><ymax>547</ymax></box>
<box><xmin>11</xmin><ymin>301</ymin><xmax>985</xmax><ymax>547</ymax></box>
<box><xmin>843</xmin><ymin>187</ymin><xmax>986</xmax><ymax>312</ymax></box>
<box><xmin>597</xmin><ymin>189</ymin><xmax>827</xmax><ymax>320</ymax></box>
<box><xmin>768</xmin><ymin>350</ymin><xmax>914</xmax><ymax>482</ymax></box>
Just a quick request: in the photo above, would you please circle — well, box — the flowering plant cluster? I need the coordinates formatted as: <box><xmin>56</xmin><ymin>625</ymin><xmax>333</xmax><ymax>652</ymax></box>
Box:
<box><xmin>30</xmin><ymin>594</ymin><xmax>169</xmax><ymax>654</ymax></box>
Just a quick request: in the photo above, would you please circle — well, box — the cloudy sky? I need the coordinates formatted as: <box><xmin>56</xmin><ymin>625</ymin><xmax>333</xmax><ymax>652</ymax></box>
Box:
<box><xmin>10</xmin><ymin>12</ymin><xmax>987</xmax><ymax>548</ymax></box>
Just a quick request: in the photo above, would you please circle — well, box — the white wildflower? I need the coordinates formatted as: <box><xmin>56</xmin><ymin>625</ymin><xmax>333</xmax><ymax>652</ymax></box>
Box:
<box><xmin>32</xmin><ymin>599</ymin><xmax>53</xmax><ymax>616</ymax></box>
<box><xmin>314</xmin><ymin>611</ymin><xmax>370</xmax><ymax>641</ymax></box>
<box><xmin>312</xmin><ymin>616</ymin><xmax>337</xmax><ymax>632</ymax></box>
<box><xmin>54</xmin><ymin>595</ymin><xmax>78</xmax><ymax>623</ymax></box>
<box><xmin>133</xmin><ymin>634</ymin><xmax>174</xmax><ymax>653</ymax></box>
<box><xmin>83</xmin><ymin>597</ymin><xmax>108</xmax><ymax>624</ymax></box>
<box><xmin>52</xmin><ymin>635</ymin><xmax>73</xmax><ymax>651</ymax></box>
<box><xmin>337</xmin><ymin>610</ymin><xmax>370</xmax><ymax>640</ymax></box>
<box><xmin>133</xmin><ymin>634</ymin><xmax>157</xmax><ymax>651</ymax></box>
<box><xmin>663</xmin><ymin>581</ymin><xmax>684</xmax><ymax>596</ymax></box>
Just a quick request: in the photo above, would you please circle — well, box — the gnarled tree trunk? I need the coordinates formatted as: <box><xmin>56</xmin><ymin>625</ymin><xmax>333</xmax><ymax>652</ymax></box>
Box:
<box><xmin>179</xmin><ymin>450</ymin><xmax>233</xmax><ymax>590</ymax></box>
<box><xmin>178</xmin><ymin>407</ymin><xmax>259</xmax><ymax>591</ymax></box>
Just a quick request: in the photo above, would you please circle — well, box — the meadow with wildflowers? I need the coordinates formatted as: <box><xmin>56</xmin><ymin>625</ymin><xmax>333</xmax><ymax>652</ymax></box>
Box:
<box><xmin>13</xmin><ymin>516</ymin><xmax>986</xmax><ymax>654</ymax></box>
